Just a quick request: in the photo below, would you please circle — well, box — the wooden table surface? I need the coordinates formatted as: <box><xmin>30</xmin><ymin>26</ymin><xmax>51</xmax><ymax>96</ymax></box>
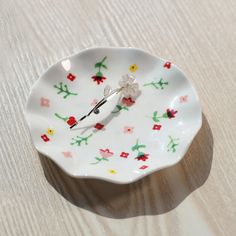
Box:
<box><xmin>0</xmin><ymin>0</ymin><xmax>236</xmax><ymax>235</ymax></box>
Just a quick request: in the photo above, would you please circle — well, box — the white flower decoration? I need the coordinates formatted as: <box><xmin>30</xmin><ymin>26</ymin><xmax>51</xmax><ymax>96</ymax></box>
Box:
<box><xmin>119</xmin><ymin>74</ymin><xmax>139</xmax><ymax>97</ymax></box>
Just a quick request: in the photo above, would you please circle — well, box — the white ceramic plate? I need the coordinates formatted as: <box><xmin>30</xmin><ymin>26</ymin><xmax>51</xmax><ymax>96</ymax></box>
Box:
<box><xmin>25</xmin><ymin>47</ymin><xmax>202</xmax><ymax>184</ymax></box>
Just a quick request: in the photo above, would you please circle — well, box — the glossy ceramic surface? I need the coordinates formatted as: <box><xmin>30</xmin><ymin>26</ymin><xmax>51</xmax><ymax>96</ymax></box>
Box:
<box><xmin>25</xmin><ymin>47</ymin><xmax>202</xmax><ymax>184</ymax></box>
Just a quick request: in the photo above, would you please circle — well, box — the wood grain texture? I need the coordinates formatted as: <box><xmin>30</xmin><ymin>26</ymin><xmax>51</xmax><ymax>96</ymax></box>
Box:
<box><xmin>0</xmin><ymin>0</ymin><xmax>235</xmax><ymax>235</ymax></box>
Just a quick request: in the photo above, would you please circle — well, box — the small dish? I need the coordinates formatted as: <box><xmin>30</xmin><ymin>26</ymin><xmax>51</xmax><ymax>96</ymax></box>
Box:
<box><xmin>25</xmin><ymin>47</ymin><xmax>202</xmax><ymax>184</ymax></box>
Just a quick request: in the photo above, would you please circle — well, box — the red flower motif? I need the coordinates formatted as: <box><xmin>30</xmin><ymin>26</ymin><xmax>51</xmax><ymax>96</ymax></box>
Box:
<box><xmin>41</xmin><ymin>134</ymin><xmax>50</xmax><ymax>142</ymax></box>
<box><xmin>99</xmin><ymin>149</ymin><xmax>114</xmax><ymax>158</ymax></box>
<box><xmin>122</xmin><ymin>97</ymin><xmax>135</xmax><ymax>106</ymax></box>
<box><xmin>67</xmin><ymin>116</ymin><xmax>77</xmax><ymax>126</ymax></box>
<box><xmin>91</xmin><ymin>75</ymin><xmax>106</xmax><ymax>85</ymax></box>
<box><xmin>136</xmin><ymin>154</ymin><xmax>149</xmax><ymax>161</ymax></box>
<box><xmin>153</xmin><ymin>124</ymin><xmax>162</xmax><ymax>130</ymax></box>
<box><xmin>120</xmin><ymin>152</ymin><xmax>129</xmax><ymax>158</ymax></box>
<box><xmin>67</xmin><ymin>73</ymin><xmax>76</xmax><ymax>81</ymax></box>
<box><xmin>139</xmin><ymin>165</ymin><xmax>149</xmax><ymax>170</ymax></box>
<box><xmin>94</xmin><ymin>123</ymin><xmax>104</xmax><ymax>130</ymax></box>
<box><xmin>166</xmin><ymin>109</ymin><xmax>178</xmax><ymax>119</ymax></box>
<box><xmin>164</xmin><ymin>61</ymin><xmax>171</xmax><ymax>69</ymax></box>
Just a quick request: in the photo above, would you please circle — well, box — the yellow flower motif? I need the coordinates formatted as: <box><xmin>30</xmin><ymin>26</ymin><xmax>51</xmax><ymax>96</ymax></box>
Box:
<box><xmin>46</xmin><ymin>128</ymin><xmax>54</xmax><ymax>135</ymax></box>
<box><xmin>129</xmin><ymin>64</ymin><xmax>138</xmax><ymax>73</ymax></box>
<box><xmin>108</xmin><ymin>169</ymin><xmax>117</xmax><ymax>174</ymax></box>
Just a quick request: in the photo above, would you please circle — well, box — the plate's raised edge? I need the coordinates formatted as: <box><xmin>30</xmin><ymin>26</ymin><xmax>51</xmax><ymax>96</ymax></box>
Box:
<box><xmin>26</xmin><ymin>116</ymin><xmax>202</xmax><ymax>185</ymax></box>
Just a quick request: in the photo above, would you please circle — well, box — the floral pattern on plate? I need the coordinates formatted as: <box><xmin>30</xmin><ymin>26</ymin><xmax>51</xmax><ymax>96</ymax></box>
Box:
<box><xmin>25</xmin><ymin>47</ymin><xmax>202</xmax><ymax>184</ymax></box>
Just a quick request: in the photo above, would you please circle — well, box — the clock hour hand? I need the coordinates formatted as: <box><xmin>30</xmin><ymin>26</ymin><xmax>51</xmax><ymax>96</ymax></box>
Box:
<box><xmin>70</xmin><ymin>87</ymin><xmax>122</xmax><ymax>129</ymax></box>
<box><xmin>70</xmin><ymin>74</ymin><xmax>139</xmax><ymax>130</ymax></box>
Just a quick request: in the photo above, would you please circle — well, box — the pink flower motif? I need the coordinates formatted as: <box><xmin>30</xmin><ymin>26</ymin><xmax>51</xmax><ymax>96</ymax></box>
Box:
<box><xmin>164</xmin><ymin>61</ymin><xmax>171</xmax><ymax>69</ymax></box>
<box><xmin>62</xmin><ymin>152</ymin><xmax>72</xmax><ymax>158</ymax></box>
<box><xmin>40</xmin><ymin>97</ymin><xmax>50</xmax><ymax>107</ymax></box>
<box><xmin>123</xmin><ymin>126</ymin><xmax>134</xmax><ymax>134</ymax></box>
<box><xmin>139</xmin><ymin>165</ymin><xmax>149</xmax><ymax>170</ymax></box>
<box><xmin>99</xmin><ymin>149</ymin><xmax>114</xmax><ymax>158</ymax></box>
<box><xmin>120</xmin><ymin>152</ymin><xmax>129</xmax><ymax>158</ymax></box>
<box><xmin>91</xmin><ymin>99</ymin><xmax>98</xmax><ymax>106</ymax></box>
<box><xmin>180</xmin><ymin>95</ymin><xmax>188</xmax><ymax>103</ymax></box>
<box><xmin>153</xmin><ymin>124</ymin><xmax>162</xmax><ymax>130</ymax></box>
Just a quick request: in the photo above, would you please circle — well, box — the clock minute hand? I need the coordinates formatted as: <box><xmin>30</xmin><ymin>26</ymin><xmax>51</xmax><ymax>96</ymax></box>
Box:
<box><xmin>70</xmin><ymin>87</ymin><xmax>122</xmax><ymax>129</ymax></box>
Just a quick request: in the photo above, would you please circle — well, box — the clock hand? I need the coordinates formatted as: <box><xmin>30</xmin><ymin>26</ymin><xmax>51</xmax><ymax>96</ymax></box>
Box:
<box><xmin>70</xmin><ymin>74</ymin><xmax>139</xmax><ymax>130</ymax></box>
<box><xmin>70</xmin><ymin>87</ymin><xmax>122</xmax><ymax>129</ymax></box>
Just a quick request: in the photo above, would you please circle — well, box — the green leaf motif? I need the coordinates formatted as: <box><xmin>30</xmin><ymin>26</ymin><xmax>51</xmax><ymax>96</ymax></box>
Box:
<box><xmin>71</xmin><ymin>134</ymin><xmax>93</xmax><ymax>146</ymax></box>
<box><xmin>90</xmin><ymin>155</ymin><xmax>109</xmax><ymax>165</ymax></box>
<box><xmin>54</xmin><ymin>82</ymin><xmax>78</xmax><ymax>99</ymax></box>
<box><xmin>162</xmin><ymin>113</ymin><xmax>168</xmax><ymax>118</ymax></box>
<box><xmin>93</xmin><ymin>56</ymin><xmax>107</xmax><ymax>81</ymax></box>
<box><xmin>151</xmin><ymin>110</ymin><xmax>171</xmax><ymax>122</ymax></box>
<box><xmin>131</xmin><ymin>139</ymin><xmax>148</xmax><ymax>161</ymax></box>
<box><xmin>167</xmin><ymin>136</ymin><xmax>180</xmax><ymax>152</ymax></box>
<box><xmin>95</xmin><ymin>62</ymin><xmax>102</xmax><ymax>68</ymax></box>
<box><xmin>131</xmin><ymin>140</ymin><xmax>146</xmax><ymax>152</ymax></box>
<box><xmin>152</xmin><ymin>111</ymin><xmax>160</xmax><ymax>122</ymax></box>
<box><xmin>54</xmin><ymin>113</ymin><xmax>68</xmax><ymax>122</ymax></box>
<box><xmin>143</xmin><ymin>78</ymin><xmax>168</xmax><ymax>90</ymax></box>
<box><xmin>112</xmin><ymin>105</ymin><xmax>129</xmax><ymax>114</ymax></box>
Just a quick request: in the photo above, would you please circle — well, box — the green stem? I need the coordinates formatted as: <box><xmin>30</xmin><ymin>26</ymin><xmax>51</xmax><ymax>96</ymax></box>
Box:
<box><xmin>54</xmin><ymin>82</ymin><xmax>78</xmax><ymax>99</ymax></box>
<box><xmin>143</xmin><ymin>82</ymin><xmax>153</xmax><ymax>86</ymax></box>
<box><xmin>137</xmin><ymin>151</ymin><xmax>144</xmax><ymax>156</ymax></box>
<box><xmin>100</xmin><ymin>56</ymin><xmax>107</xmax><ymax>64</ymax></box>
<box><xmin>153</xmin><ymin>111</ymin><xmax>168</xmax><ymax>122</ymax></box>
<box><xmin>153</xmin><ymin>116</ymin><xmax>162</xmax><ymax>122</ymax></box>
<box><xmin>90</xmin><ymin>157</ymin><xmax>101</xmax><ymax>165</ymax></box>
<box><xmin>86</xmin><ymin>133</ymin><xmax>93</xmax><ymax>140</ymax></box>
<box><xmin>68</xmin><ymin>91</ymin><xmax>78</xmax><ymax>96</ymax></box>
<box><xmin>95</xmin><ymin>56</ymin><xmax>107</xmax><ymax>77</ymax></box>
<box><xmin>91</xmin><ymin>161</ymin><xmax>100</xmax><ymax>164</ymax></box>
<box><xmin>112</xmin><ymin>105</ymin><xmax>122</xmax><ymax>113</ymax></box>
<box><xmin>90</xmin><ymin>156</ymin><xmax>109</xmax><ymax>165</ymax></box>
<box><xmin>167</xmin><ymin>136</ymin><xmax>180</xmax><ymax>152</ymax></box>
<box><xmin>83</xmin><ymin>133</ymin><xmax>93</xmax><ymax>145</ymax></box>
<box><xmin>112</xmin><ymin>105</ymin><xmax>129</xmax><ymax>114</ymax></box>
<box><xmin>71</xmin><ymin>133</ymin><xmax>93</xmax><ymax>146</ymax></box>
<box><xmin>143</xmin><ymin>78</ymin><xmax>168</xmax><ymax>90</ymax></box>
<box><xmin>54</xmin><ymin>113</ymin><xmax>68</xmax><ymax>122</ymax></box>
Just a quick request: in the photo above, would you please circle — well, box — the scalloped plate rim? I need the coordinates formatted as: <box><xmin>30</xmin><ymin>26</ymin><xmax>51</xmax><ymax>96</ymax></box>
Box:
<box><xmin>24</xmin><ymin>46</ymin><xmax>202</xmax><ymax>184</ymax></box>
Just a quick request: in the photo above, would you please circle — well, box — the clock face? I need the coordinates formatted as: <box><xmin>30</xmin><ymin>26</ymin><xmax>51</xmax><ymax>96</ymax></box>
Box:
<box><xmin>25</xmin><ymin>47</ymin><xmax>202</xmax><ymax>184</ymax></box>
